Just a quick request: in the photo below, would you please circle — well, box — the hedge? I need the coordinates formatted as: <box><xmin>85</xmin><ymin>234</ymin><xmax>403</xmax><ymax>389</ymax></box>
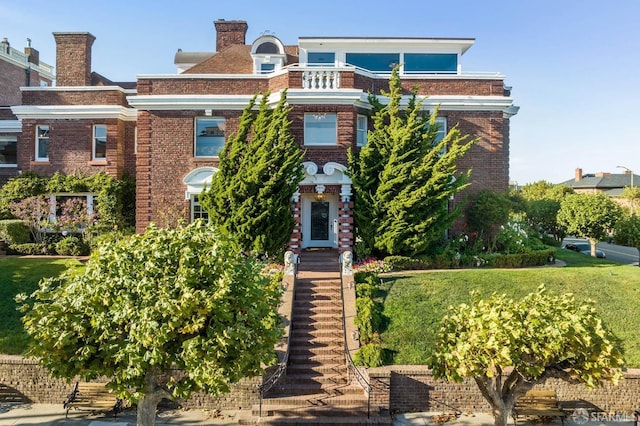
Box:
<box><xmin>0</xmin><ymin>220</ymin><xmax>31</xmax><ymax>244</ymax></box>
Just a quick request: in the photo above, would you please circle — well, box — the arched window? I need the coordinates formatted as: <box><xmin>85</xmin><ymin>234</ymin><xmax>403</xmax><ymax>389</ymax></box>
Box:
<box><xmin>256</xmin><ymin>42</ymin><xmax>279</xmax><ymax>54</ymax></box>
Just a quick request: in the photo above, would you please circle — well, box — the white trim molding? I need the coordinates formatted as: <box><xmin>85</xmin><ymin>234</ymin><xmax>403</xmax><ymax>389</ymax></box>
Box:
<box><xmin>11</xmin><ymin>105</ymin><xmax>138</xmax><ymax>121</ymax></box>
<box><xmin>0</xmin><ymin>120</ymin><xmax>22</xmax><ymax>132</ymax></box>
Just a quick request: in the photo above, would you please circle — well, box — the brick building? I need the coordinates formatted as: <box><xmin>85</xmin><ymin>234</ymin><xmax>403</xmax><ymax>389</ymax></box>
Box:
<box><xmin>0</xmin><ymin>37</ymin><xmax>54</xmax><ymax>184</ymax></box>
<box><xmin>10</xmin><ymin>19</ymin><xmax>518</xmax><ymax>253</ymax></box>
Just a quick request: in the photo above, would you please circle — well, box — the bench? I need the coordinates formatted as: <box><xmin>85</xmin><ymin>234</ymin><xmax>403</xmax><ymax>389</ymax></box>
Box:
<box><xmin>513</xmin><ymin>389</ymin><xmax>565</xmax><ymax>425</ymax></box>
<box><xmin>63</xmin><ymin>382</ymin><xmax>123</xmax><ymax>419</ymax></box>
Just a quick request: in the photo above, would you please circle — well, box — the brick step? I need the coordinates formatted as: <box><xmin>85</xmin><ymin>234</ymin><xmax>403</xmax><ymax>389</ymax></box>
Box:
<box><xmin>292</xmin><ymin>304</ymin><xmax>342</xmax><ymax>314</ymax></box>
<box><xmin>242</xmin><ymin>415</ymin><xmax>391</xmax><ymax>426</ymax></box>
<box><xmin>292</xmin><ymin>321</ymin><xmax>343</xmax><ymax>331</ymax></box>
<box><xmin>258</xmin><ymin>392</ymin><xmax>368</xmax><ymax>408</ymax></box>
<box><xmin>291</xmin><ymin>328</ymin><xmax>342</xmax><ymax>339</ymax></box>
<box><xmin>266</xmin><ymin>382</ymin><xmax>364</xmax><ymax>397</ymax></box>
<box><xmin>289</xmin><ymin>345</ymin><xmax>343</xmax><ymax>356</ymax></box>
<box><xmin>293</xmin><ymin>310</ymin><xmax>342</xmax><ymax>320</ymax></box>
<box><xmin>276</xmin><ymin>374</ymin><xmax>349</xmax><ymax>386</ymax></box>
<box><xmin>295</xmin><ymin>290</ymin><xmax>341</xmax><ymax>299</ymax></box>
<box><xmin>294</xmin><ymin>293</ymin><xmax>340</xmax><ymax>302</ymax></box>
<box><xmin>286</xmin><ymin>363</ymin><xmax>348</xmax><ymax>376</ymax></box>
<box><xmin>289</xmin><ymin>353</ymin><xmax>344</xmax><ymax>364</ymax></box>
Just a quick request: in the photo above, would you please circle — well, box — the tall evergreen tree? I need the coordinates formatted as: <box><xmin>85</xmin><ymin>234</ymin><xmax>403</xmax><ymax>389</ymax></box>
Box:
<box><xmin>200</xmin><ymin>91</ymin><xmax>304</xmax><ymax>259</ymax></box>
<box><xmin>349</xmin><ymin>67</ymin><xmax>476</xmax><ymax>257</ymax></box>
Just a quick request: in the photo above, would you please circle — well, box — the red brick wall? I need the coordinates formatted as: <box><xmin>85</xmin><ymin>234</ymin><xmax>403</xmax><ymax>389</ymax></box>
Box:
<box><xmin>137</xmin><ymin>78</ymin><xmax>269</xmax><ymax>96</ymax></box>
<box><xmin>0</xmin><ymin>60</ymin><xmax>26</xmax><ymax>106</ymax></box>
<box><xmin>22</xmin><ymin>89</ymin><xmax>129</xmax><ymax>106</ymax></box>
<box><xmin>18</xmin><ymin>118</ymin><xmax>130</xmax><ymax>179</ymax></box>
<box><xmin>353</xmin><ymin>73</ymin><xmax>506</xmax><ymax>96</ymax></box>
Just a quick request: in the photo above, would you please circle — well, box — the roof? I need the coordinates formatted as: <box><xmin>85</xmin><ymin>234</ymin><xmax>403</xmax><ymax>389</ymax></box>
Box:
<box><xmin>561</xmin><ymin>172</ymin><xmax>638</xmax><ymax>192</ymax></box>
<box><xmin>180</xmin><ymin>44</ymin><xmax>299</xmax><ymax>74</ymax></box>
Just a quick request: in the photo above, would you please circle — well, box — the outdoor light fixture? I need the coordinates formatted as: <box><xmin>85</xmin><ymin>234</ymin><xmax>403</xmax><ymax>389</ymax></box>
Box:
<box><xmin>617</xmin><ymin>165</ymin><xmax>634</xmax><ymax>188</ymax></box>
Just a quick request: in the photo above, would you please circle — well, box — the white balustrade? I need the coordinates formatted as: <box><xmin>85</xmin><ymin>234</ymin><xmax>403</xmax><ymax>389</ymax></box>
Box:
<box><xmin>302</xmin><ymin>70</ymin><xmax>341</xmax><ymax>90</ymax></box>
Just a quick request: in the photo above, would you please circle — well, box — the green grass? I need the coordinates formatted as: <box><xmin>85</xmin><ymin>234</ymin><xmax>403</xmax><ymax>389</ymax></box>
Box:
<box><xmin>0</xmin><ymin>257</ymin><xmax>82</xmax><ymax>354</ymax></box>
<box><xmin>379</xmin><ymin>248</ymin><xmax>640</xmax><ymax>367</ymax></box>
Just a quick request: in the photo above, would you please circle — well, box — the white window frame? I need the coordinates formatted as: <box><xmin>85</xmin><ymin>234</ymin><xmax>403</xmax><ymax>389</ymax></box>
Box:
<box><xmin>435</xmin><ymin>117</ymin><xmax>447</xmax><ymax>155</ymax></box>
<box><xmin>194</xmin><ymin>117</ymin><xmax>226</xmax><ymax>158</ymax></box>
<box><xmin>35</xmin><ymin>125</ymin><xmax>49</xmax><ymax>162</ymax></box>
<box><xmin>133</xmin><ymin>126</ymin><xmax>138</xmax><ymax>155</ymax></box>
<box><xmin>304</xmin><ymin>113</ymin><xmax>337</xmax><ymax>146</ymax></box>
<box><xmin>47</xmin><ymin>193</ymin><xmax>96</xmax><ymax>231</ymax></box>
<box><xmin>190</xmin><ymin>195</ymin><xmax>210</xmax><ymax>223</ymax></box>
<box><xmin>0</xmin><ymin>135</ymin><xmax>17</xmax><ymax>167</ymax></box>
<box><xmin>92</xmin><ymin>124</ymin><xmax>107</xmax><ymax>162</ymax></box>
<box><xmin>356</xmin><ymin>115</ymin><xmax>367</xmax><ymax>147</ymax></box>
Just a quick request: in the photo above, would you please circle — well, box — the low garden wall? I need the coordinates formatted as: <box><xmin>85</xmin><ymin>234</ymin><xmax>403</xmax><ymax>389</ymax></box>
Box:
<box><xmin>2</xmin><ymin>355</ymin><xmax>637</xmax><ymax>416</ymax></box>
<box><xmin>367</xmin><ymin>365</ymin><xmax>640</xmax><ymax>415</ymax></box>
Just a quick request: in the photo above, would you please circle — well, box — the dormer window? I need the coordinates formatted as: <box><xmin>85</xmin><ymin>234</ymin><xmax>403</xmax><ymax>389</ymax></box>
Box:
<box><xmin>251</xmin><ymin>35</ymin><xmax>286</xmax><ymax>74</ymax></box>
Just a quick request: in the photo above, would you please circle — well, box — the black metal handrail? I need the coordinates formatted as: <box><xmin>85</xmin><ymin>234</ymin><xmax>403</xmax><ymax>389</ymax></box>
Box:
<box><xmin>257</xmin><ymin>261</ymin><xmax>297</xmax><ymax>417</ymax></box>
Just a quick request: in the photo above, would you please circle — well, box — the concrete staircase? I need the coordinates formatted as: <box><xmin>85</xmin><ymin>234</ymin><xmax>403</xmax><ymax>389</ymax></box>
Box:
<box><xmin>252</xmin><ymin>249</ymin><xmax>391</xmax><ymax>425</ymax></box>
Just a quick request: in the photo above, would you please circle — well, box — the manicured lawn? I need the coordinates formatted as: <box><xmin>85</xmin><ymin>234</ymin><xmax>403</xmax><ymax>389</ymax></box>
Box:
<box><xmin>379</xmin><ymin>249</ymin><xmax>640</xmax><ymax>367</ymax></box>
<box><xmin>0</xmin><ymin>257</ymin><xmax>83</xmax><ymax>354</ymax></box>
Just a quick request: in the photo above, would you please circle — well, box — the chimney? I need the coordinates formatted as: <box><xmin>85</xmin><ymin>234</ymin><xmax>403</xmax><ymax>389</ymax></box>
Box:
<box><xmin>214</xmin><ymin>19</ymin><xmax>248</xmax><ymax>52</ymax></box>
<box><xmin>53</xmin><ymin>32</ymin><xmax>96</xmax><ymax>86</ymax></box>
<box><xmin>575</xmin><ymin>168</ymin><xmax>582</xmax><ymax>182</ymax></box>
<box><xmin>24</xmin><ymin>38</ymin><xmax>39</xmax><ymax>66</ymax></box>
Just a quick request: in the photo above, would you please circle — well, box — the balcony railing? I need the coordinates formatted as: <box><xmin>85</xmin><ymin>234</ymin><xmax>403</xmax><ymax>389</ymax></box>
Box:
<box><xmin>301</xmin><ymin>69</ymin><xmax>342</xmax><ymax>90</ymax></box>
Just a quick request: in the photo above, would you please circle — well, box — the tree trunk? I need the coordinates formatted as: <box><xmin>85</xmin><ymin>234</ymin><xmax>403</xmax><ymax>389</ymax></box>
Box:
<box><xmin>137</xmin><ymin>393</ymin><xmax>161</xmax><ymax>426</ymax></box>
<box><xmin>493</xmin><ymin>406</ymin><xmax>511</xmax><ymax>426</ymax></box>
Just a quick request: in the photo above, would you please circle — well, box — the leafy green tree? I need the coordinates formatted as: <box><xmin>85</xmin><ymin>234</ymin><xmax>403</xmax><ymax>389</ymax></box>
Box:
<box><xmin>614</xmin><ymin>213</ymin><xmax>640</xmax><ymax>266</ymax></box>
<box><xmin>19</xmin><ymin>221</ymin><xmax>283</xmax><ymax>426</ymax></box>
<box><xmin>430</xmin><ymin>286</ymin><xmax>625</xmax><ymax>426</ymax></box>
<box><xmin>557</xmin><ymin>193</ymin><xmax>622</xmax><ymax>257</ymax></box>
<box><xmin>0</xmin><ymin>172</ymin><xmax>45</xmax><ymax>219</ymax></box>
<box><xmin>200</xmin><ymin>91</ymin><xmax>304</xmax><ymax>259</ymax></box>
<box><xmin>464</xmin><ymin>189</ymin><xmax>512</xmax><ymax>251</ymax></box>
<box><xmin>519</xmin><ymin>181</ymin><xmax>573</xmax><ymax>244</ymax></box>
<box><xmin>620</xmin><ymin>186</ymin><xmax>640</xmax><ymax>214</ymax></box>
<box><xmin>349</xmin><ymin>66</ymin><xmax>475</xmax><ymax>257</ymax></box>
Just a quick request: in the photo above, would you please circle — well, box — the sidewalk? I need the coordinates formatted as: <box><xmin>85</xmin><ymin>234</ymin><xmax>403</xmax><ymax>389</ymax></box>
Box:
<box><xmin>0</xmin><ymin>403</ymin><xmax>244</xmax><ymax>425</ymax></box>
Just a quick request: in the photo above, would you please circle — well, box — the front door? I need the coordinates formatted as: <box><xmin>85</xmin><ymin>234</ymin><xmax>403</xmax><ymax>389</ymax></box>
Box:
<box><xmin>302</xmin><ymin>194</ymin><xmax>338</xmax><ymax>249</ymax></box>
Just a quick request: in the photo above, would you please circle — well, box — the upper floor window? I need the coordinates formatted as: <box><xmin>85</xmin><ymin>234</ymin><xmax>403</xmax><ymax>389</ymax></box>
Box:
<box><xmin>260</xmin><ymin>63</ymin><xmax>275</xmax><ymax>74</ymax></box>
<box><xmin>93</xmin><ymin>125</ymin><xmax>107</xmax><ymax>161</ymax></box>
<box><xmin>0</xmin><ymin>136</ymin><xmax>17</xmax><ymax>167</ymax></box>
<box><xmin>434</xmin><ymin>117</ymin><xmax>447</xmax><ymax>143</ymax></box>
<box><xmin>346</xmin><ymin>53</ymin><xmax>399</xmax><ymax>72</ymax></box>
<box><xmin>405</xmin><ymin>53</ymin><xmax>457</xmax><ymax>73</ymax></box>
<box><xmin>307</xmin><ymin>52</ymin><xmax>335</xmax><ymax>66</ymax></box>
<box><xmin>195</xmin><ymin>117</ymin><xmax>225</xmax><ymax>157</ymax></box>
<box><xmin>35</xmin><ymin>125</ymin><xmax>49</xmax><ymax>161</ymax></box>
<box><xmin>256</xmin><ymin>42</ymin><xmax>279</xmax><ymax>54</ymax></box>
<box><xmin>304</xmin><ymin>113</ymin><xmax>337</xmax><ymax>146</ymax></box>
<box><xmin>356</xmin><ymin>115</ymin><xmax>368</xmax><ymax>147</ymax></box>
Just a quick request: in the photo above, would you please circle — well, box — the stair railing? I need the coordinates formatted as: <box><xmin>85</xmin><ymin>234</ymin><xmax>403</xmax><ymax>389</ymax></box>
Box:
<box><xmin>339</xmin><ymin>252</ymin><xmax>373</xmax><ymax>419</ymax></box>
<box><xmin>257</xmin><ymin>254</ymin><xmax>299</xmax><ymax>417</ymax></box>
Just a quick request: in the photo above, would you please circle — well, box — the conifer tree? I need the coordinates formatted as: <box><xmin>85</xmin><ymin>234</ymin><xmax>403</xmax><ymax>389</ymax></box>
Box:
<box><xmin>200</xmin><ymin>91</ymin><xmax>304</xmax><ymax>258</ymax></box>
<box><xmin>349</xmin><ymin>67</ymin><xmax>476</xmax><ymax>257</ymax></box>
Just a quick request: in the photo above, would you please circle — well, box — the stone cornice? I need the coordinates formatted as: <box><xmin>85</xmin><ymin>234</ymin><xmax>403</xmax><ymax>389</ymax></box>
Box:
<box><xmin>10</xmin><ymin>105</ymin><xmax>138</xmax><ymax>121</ymax></box>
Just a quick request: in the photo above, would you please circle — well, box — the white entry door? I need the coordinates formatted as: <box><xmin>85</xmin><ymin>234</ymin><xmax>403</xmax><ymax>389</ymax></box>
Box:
<box><xmin>301</xmin><ymin>194</ymin><xmax>338</xmax><ymax>249</ymax></box>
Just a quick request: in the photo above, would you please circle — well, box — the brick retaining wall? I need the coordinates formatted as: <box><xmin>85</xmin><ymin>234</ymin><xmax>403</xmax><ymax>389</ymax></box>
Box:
<box><xmin>0</xmin><ymin>355</ymin><xmax>259</xmax><ymax>411</ymax></box>
<box><xmin>2</xmin><ymin>356</ymin><xmax>637</xmax><ymax>415</ymax></box>
<box><xmin>368</xmin><ymin>365</ymin><xmax>640</xmax><ymax>415</ymax></box>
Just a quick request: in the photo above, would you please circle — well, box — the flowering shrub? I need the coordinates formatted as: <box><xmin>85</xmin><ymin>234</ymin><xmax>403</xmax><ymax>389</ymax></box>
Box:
<box><xmin>55</xmin><ymin>197</ymin><xmax>97</xmax><ymax>232</ymax></box>
<box><xmin>9</xmin><ymin>195</ymin><xmax>52</xmax><ymax>243</ymax></box>
<box><xmin>495</xmin><ymin>213</ymin><xmax>537</xmax><ymax>254</ymax></box>
<box><xmin>354</xmin><ymin>257</ymin><xmax>391</xmax><ymax>274</ymax></box>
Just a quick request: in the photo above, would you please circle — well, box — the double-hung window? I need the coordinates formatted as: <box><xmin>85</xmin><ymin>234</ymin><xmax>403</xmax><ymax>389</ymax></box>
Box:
<box><xmin>0</xmin><ymin>136</ymin><xmax>17</xmax><ymax>167</ymax></box>
<box><xmin>36</xmin><ymin>125</ymin><xmax>49</xmax><ymax>161</ymax></box>
<box><xmin>93</xmin><ymin>125</ymin><xmax>107</xmax><ymax>161</ymax></box>
<box><xmin>195</xmin><ymin>117</ymin><xmax>225</xmax><ymax>157</ymax></box>
<box><xmin>356</xmin><ymin>115</ymin><xmax>368</xmax><ymax>147</ymax></box>
<box><xmin>304</xmin><ymin>113</ymin><xmax>337</xmax><ymax>146</ymax></box>
<box><xmin>434</xmin><ymin>117</ymin><xmax>447</xmax><ymax>154</ymax></box>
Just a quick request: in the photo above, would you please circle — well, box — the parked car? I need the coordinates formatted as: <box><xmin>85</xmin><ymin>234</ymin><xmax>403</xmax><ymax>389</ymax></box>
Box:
<box><xmin>564</xmin><ymin>242</ymin><xmax>606</xmax><ymax>259</ymax></box>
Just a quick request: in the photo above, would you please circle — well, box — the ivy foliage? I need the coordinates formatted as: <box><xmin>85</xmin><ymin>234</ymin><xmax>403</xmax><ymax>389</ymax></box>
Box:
<box><xmin>200</xmin><ymin>91</ymin><xmax>304</xmax><ymax>259</ymax></box>
<box><xmin>614</xmin><ymin>213</ymin><xmax>640</xmax><ymax>265</ymax></box>
<box><xmin>19</xmin><ymin>221</ymin><xmax>283</xmax><ymax>425</ymax></box>
<box><xmin>348</xmin><ymin>66</ymin><xmax>476</xmax><ymax>258</ymax></box>
<box><xmin>430</xmin><ymin>286</ymin><xmax>625</xmax><ymax>426</ymax></box>
<box><xmin>0</xmin><ymin>172</ymin><xmax>135</xmax><ymax>229</ymax></box>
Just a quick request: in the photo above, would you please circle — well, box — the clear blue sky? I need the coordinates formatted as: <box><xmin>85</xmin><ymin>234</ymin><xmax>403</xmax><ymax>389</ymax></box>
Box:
<box><xmin>3</xmin><ymin>0</ymin><xmax>638</xmax><ymax>185</ymax></box>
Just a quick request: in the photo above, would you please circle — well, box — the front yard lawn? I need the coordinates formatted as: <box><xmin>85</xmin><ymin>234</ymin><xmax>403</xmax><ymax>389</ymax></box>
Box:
<box><xmin>0</xmin><ymin>257</ymin><xmax>83</xmax><ymax>354</ymax></box>
<box><xmin>380</xmin><ymin>253</ymin><xmax>640</xmax><ymax>367</ymax></box>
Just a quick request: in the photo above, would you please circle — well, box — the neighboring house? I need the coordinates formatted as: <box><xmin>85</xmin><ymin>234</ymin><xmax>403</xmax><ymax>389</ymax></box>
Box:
<box><xmin>562</xmin><ymin>167</ymin><xmax>638</xmax><ymax>196</ymax></box>
<box><xmin>0</xmin><ymin>37</ymin><xmax>54</xmax><ymax>184</ymax></box>
<box><xmin>10</xmin><ymin>19</ymin><xmax>519</xmax><ymax>253</ymax></box>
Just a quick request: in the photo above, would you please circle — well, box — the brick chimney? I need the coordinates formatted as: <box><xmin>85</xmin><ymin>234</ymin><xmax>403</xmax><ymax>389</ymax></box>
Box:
<box><xmin>575</xmin><ymin>168</ymin><xmax>582</xmax><ymax>181</ymax></box>
<box><xmin>53</xmin><ymin>32</ymin><xmax>96</xmax><ymax>86</ymax></box>
<box><xmin>24</xmin><ymin>38</ymin><xmax>40</xmax><ymax>66</ymax></box>
<box><xmin>214</xmin><ymin>19</ymin><xmax>248</xmax><ymax>52</ymax></box>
